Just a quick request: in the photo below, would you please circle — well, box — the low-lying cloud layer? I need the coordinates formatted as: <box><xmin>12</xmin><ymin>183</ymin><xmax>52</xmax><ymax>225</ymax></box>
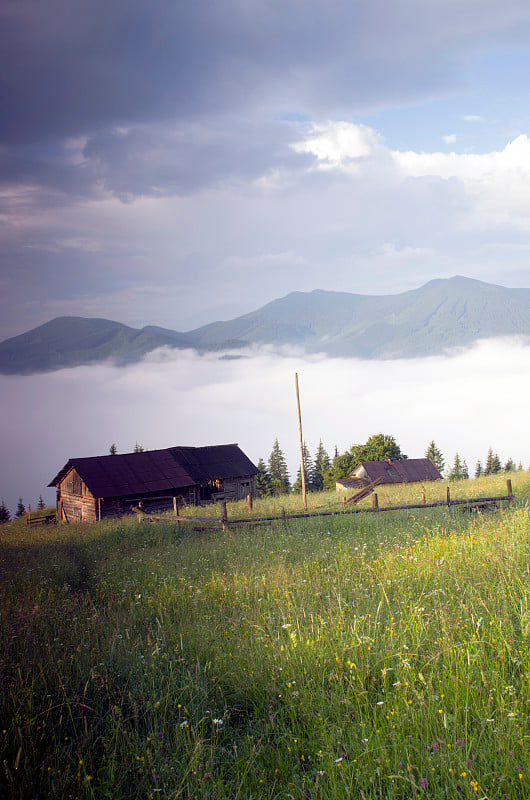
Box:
<box><xmin>1</xmin><ymin>339</ymin><xmax>528</xmax><ymax>515</ymax></box>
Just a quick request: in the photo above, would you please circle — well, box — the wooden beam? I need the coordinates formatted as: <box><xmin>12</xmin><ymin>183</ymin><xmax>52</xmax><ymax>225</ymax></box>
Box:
<box><xmin>295</xmin><ymin>372</ymin><xmax>307</xmax><ymax>511</ymax></box>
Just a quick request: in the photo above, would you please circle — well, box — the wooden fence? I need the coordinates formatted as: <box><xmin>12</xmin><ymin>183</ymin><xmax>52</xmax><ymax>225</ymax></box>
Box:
<box><xmin>133</xmin><ymin>480</ymin><xmax>515</xmax><ymax>530</ymax></box>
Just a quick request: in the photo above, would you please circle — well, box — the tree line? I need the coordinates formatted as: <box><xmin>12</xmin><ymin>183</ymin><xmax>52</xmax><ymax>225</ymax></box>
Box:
<box><xmin>425</xmin><ymin>441</ymin><xmax>523</xmax><ymax>481</ymax></box>
<box><xmin>256</xmin><ymin>435</ymin><xmax>525</xmax><ymax>498</ymax></box>
<box><xmin>256</xmin><ymin>433</ymin><xmax>406</xmax><ymax>497</ymax></box>
<box><xmin>0</xmin><ymin>494</ymin><xmax>46</xmax><ymax>523</ymax></box>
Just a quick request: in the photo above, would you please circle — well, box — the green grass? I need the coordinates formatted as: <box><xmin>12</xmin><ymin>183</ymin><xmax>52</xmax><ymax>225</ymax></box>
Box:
<box><xmin>2</xmin><ymin>475</ymin><xmax>530</xmax><ymax>798</ymax></box>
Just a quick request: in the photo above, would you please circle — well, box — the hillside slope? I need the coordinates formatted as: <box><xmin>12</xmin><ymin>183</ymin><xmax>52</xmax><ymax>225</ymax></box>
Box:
<box><xmin>2</xmin><ymin>276</ymin><xmax>530</xmax><ymax>373</ymax></box>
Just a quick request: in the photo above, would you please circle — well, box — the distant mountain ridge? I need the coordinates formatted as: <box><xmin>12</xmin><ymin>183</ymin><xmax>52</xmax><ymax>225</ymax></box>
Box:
<box><xmin>2</xmin><ymin>276</ymin><xmax>530</xmax><ymax>374</ymax></box>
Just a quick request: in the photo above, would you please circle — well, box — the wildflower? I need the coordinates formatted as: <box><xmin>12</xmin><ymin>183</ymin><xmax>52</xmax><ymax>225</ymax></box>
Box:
<box><xmin>212</xmin><ymin>718</ymin><xmax>223</xmax><ymax>726</ymax></box>
<box><xmin>420</xmin><ymin>778</ymin><xmax>428</xmax><ymax>788</ymax></box>
<box><xmin>180</xmin><ymin>720</ymin><xmax>189</xmax><ymax>728</ymax></box>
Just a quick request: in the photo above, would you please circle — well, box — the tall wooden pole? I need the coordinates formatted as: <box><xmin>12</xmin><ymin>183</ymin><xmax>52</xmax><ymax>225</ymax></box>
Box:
<box><xmin>295</xmin><ymin>372</ymin><xmax>307</xmax><ymax>511</ymax></box>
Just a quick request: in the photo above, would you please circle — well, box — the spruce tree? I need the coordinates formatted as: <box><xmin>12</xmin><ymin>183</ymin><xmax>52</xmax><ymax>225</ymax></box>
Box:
<box><xmin>15</xmin><ymin>497</ymin><xmax>26</xmax><ymax>518</ymax></box>
<box><xmin>134</xmin><ymin>442</ymin><xmax>145</xmax><ymax>453</ymax></box>
<box><xmin>312</xmin><ymin>440</ymin><xmax>331</xmax><ymax>492</ymax></box>
<box><xmin>475</xmin><ymin>461</ymin><xmax>482</xmax><ymax>478</ymax></box>
<box><xmin>504</xmin><ymin>458</ymin><xmax>515</xmax><ymax>472</ymax></box>
<box><xmin>293</xmin><ymin>441</ymin><xmax>313</xmax><ymax>493</ymax></box>
<box><xmin>448</xmin><ymin>453</ymin><xmax>463</xmax><ymax>481</ymax></box>
<box><xmin>268</xmin><ymin>439</ymin><xmax>291</xmax><ymax>495</ymax></box>
<box><xmin>461</xmin><ymin>460</ymin><xmax>469</xmax><ymax>480</ymax></box>
<box><xmin>37</xmin><ymin>494</ymin><xmax>45</xmax><ymax>510</ymax></box>
<box><xmin>0</xmin><ymin>500</ymin><xmax>10</xmax><ymax>523</ymax></box>
<box><xmin>256</xmin><ymin>458</ymin><xmax>274</xmax><ymax>498</ymax></box>
<box><xmin>109</xmin><ymin>443</ymin><xmax>118</xmax><ymax>455</ymax></box>
<box><xmin>425</xmin><ymin>440</ymin><xmax>445</xmax><ymax>476</ymax></box>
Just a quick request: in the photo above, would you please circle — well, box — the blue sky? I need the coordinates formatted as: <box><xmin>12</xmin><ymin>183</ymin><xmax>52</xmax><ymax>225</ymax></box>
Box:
<box><xmin>3</xmin><ymin>0</ymin><xmax>530</xmax><ymax>339</ymax></box>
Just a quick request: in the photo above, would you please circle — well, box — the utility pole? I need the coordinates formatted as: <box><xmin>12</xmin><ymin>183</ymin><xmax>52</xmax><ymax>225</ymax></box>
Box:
<box><xmin>295</xmin><ymin>372</ymin><xmax>307</xmax><ymax>511</ymax></box>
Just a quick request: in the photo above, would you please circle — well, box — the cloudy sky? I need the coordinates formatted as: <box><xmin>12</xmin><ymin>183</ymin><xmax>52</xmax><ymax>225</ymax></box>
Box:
<box><xmin>4</xmin><ymin>0</ymin><xmax>530</xmax><ymax>340</ymax></box>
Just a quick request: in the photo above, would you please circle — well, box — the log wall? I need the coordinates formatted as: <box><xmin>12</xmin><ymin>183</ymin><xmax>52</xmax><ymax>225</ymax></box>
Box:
<box><xmin>57</xmin><ymin>469</ymin><xmax>98</xmax><ymax>523</ymax></box>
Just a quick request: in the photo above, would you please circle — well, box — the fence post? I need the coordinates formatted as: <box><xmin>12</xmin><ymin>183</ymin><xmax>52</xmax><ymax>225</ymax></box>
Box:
<box><xmin>507</xmin><ymin>479</ymin><xmax>513</xmax><ymax>498</ymax></box>
<box><xmin>447</xmin><ymin>487</ymin><xmax>451</xmax><ymax>507</ymax></box>
<box><xmin>421</xmin><ymin>487</ymin><xmax>426</xmax><ymax>505</ymax></box>
<box><xmin>247</xmin><ymin>492</ymin><xmax>253</xmax><ymax>512</ymax></box>
<box><xmin>372</xmin><ymin>493</ymin><xmax>379</xmax><ymax>510</ymax></box>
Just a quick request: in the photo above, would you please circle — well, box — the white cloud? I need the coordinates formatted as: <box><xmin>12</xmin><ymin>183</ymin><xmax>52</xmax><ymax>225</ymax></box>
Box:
<box><xmin>463</xmin><ymin>115</ymin><xmax>485</xmax><ymax>122</ymax></box>
<box><xmin>292</xmin><ymin>121</ymin><xmax>383</xmax><ymax>170</ymax></box>
<box><xmin>443</xmin><ymin>134</ymin><xmax>457</xmax><ymax>144</ymax></box>
<box><xmin>292</xmin><ymin>122</ymin><xmax>530</xmax><ymax>232</ymax></box>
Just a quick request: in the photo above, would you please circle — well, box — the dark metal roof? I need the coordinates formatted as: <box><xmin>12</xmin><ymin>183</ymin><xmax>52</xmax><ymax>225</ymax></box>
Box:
<box><xmin>353</xmin><ymin>458</ymin><xmax>442</xmax><ymax>484</ymax></box>
<box><xmin>48</xmin><ymin>444</ymin><xmax>258</xmax><ymax>498</ymax></box>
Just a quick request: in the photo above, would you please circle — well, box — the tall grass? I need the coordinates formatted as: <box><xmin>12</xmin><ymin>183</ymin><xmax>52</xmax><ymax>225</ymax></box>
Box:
<box><xmin>2</xmin><ymin>475</ymin><xmax>530</xmax><ymax>798</ymax></box>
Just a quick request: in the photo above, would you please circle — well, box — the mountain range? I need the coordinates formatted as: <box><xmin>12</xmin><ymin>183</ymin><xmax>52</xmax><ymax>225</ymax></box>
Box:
<box><xmin>2</xmin><ymin>276</ymin><xmax>530</xmax><ymax>374</ymax></box>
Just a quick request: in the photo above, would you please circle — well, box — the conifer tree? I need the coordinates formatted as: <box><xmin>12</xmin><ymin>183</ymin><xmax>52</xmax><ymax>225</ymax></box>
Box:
<box><xmin>312</xmin><ymin>440</ymin><xmax>331</xmax><ymax>492</ymax></box>
<box><xmin>475</xmin><ymin>461</ymin><xmax>482</xmax><ymax>478</ymax></box>
<box><xmin>425</xmin><ymin>440</ymin><xmax>445</xmax><ymax>476</ymax></box>
<box><xmin>109</xmin><ymin>443</ymin><xmax>118</xmax><ymax>455</ymax></box>
<box><xmin>37</xmin><ymin>494</ymin><xmax>46</xmax><ymax>510</ymax></box>
<box><xmin>0</xmin><ymin>500</ymin><xmax>10</xmax><ymax>523</ymax></box>
<box><xmin>256</xmin><ymin>458</ymin><xmax>274</xmax><ymax>498</ymax></box>
<box><xmin>268</xmin><ymin>439</ymin><xmax>291</xmax><ymax>495</ymax></box>
<box><xmin>134</xmin><ymin>442</ymin><xmax>145</xmax><ymax>453</ymax></box>
<box><xmin>461</xmin><ymin>460</ymin><xmax>469</xmax><ymax>480</ymax></box>
<box><xmin>448</xmin><ymin>453</ymin><xmax>463</xmax><ymax>481</ymax></box>
<box><xmin>15</xmin><ymin>497</ymin><xmax>26</xmax><ymax>518</ymax></box>
<box><xmin>504</xmin><ymin>458</ymin><xmax>515</xmax><ymax>472</ymax></box>
<box><xmin>485</xmin><ymin>448</ymin><xmax>502</xmax><ymax>474</ymax></box>
<box><xmin>293</xmin><ymin>441</ymin><xmax>313</xmax><ymax>493</ymax></box>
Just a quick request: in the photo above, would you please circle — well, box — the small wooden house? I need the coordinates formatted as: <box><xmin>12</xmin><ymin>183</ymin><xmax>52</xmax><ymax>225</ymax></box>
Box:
<box><xmin>336</xmin><ymin>458</ymin><xmax>442</xmax><ymax>491</ymax></box>
<box><xmin>48</xmin><ymin>444</ymin><xmax>258</xmax><ymax>523</ymax></box>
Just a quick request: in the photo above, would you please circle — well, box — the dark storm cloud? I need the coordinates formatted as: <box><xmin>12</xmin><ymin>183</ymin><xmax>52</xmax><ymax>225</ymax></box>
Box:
<box><xmin>4</xmin><ymin>0</ymin><xmax>530</xmax><ymax>147</ymax></box>
<box><xmin>3</xmin><ymin>0</ymin><xmax>530</xmax><ymax>199</ymax></box>
<box><xmin>82</xmin><ymin>118</ymin><xmax>314</xmax><ymax>196</ymax></box>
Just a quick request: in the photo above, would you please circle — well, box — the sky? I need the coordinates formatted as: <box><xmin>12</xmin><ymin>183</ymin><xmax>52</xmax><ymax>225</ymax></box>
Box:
<box><xmin>3</xmin><ymin>1</ymin><xmax>530</xmax><ymax>511</ymax></box>
<box><xmin>3</xmin><ymin>0</ymin><xmax>530</xmax><ymax>339</ymax></box>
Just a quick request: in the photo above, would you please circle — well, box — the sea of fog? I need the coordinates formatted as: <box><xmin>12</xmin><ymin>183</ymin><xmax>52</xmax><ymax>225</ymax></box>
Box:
<box><xmin>1</xmin><ymin>337</ymin><xmax>529</xmax><ymax>515</ymax></box>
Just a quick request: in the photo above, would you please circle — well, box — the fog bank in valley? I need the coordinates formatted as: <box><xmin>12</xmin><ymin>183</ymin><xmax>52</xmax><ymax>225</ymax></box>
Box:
<box><xmin>1</xmin><ymin>338</ymin><xmax>528</xmax><ymax>515</ymax></box>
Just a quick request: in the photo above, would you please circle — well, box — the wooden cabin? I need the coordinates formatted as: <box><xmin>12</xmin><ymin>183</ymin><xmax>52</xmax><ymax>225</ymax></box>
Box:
<box><xmin>336</xmin><ymin>458</ymin><xmax>442</xmax><ymax>491</ymax></box>
<box><xmin>48</xmin><ymin>444</ymin><xmax>258</xmax><ymax>523</ymax></box>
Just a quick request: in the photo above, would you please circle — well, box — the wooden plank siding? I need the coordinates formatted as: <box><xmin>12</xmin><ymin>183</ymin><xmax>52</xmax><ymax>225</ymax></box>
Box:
<box><xmin>57</xmin><ymin>468</ymin><xmax>98</xmax><ymax>523</ymax></box>
<box><xmin>55</xmin><ymin>470</ymin><xmax>257</xmax><ymax>522</ymax></box>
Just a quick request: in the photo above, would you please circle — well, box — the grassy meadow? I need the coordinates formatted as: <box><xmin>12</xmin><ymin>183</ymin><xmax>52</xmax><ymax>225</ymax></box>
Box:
<box><xmin>2</xmin><ymin>473</ymin><xmax>530</xmax><ymax>798</ymax></box>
